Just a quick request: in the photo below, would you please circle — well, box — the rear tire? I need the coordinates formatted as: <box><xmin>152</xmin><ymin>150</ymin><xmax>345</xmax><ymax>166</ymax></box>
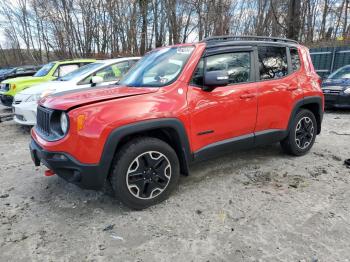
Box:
<box><xmin>110</xmin><ymin>137</ymin><xmax>180</xmax><ymax>210</ymax></box>
<box><xmin>280</xmin><ymin>109</ymin><xmax>317</xmax><ymax>156</ymax></box>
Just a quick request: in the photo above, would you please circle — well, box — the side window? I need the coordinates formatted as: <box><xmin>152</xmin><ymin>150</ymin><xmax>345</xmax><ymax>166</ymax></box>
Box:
<box><xmin>22</xmin><ymin>67</ymin><xmax>34</xmax><ymax>73</ymax></box>
<box><xmin>113</xmin><ymin>61</ymin><xmax>131</xmax><ymax>75</ymax></box>
<box><xmin>53</xmin><ymin>64</ymin><xmax>79</xmax><ymax>77</ymax></box>
<box><xmin>290</xmin><ymin>48</ymin><xmax>301</xmax><ymax>72</ymax></box>
<box><xmin>80</xmin><ymin>63</ymin><xmax>127</xmax><ymax>85</ymax></box>
<box><xmin>190</xmin><ymin>59</ymin><xmax>204</xmax><ymax>86</ymax></box>
<box><xmin>129</xmin><ymin>59</ymin><xmax>138</xmax><ymax>67</ymax></box>
<box><xmin>23</xmin><ymin>67</ymin><xmax>33</xmax><ymax>72</ymax></box>
<box><xmin>258</xmin><ymin>46</ymin><xmax>288</xmax><ymax>80</ymax></box>
<box><xmin>190</xmin><ymin>52</ymin><xmax>251</xmax><ymax>86</ymax></box>
<box><xmin>207</xmin><ymin>52</ymin><xmax>251</xmax><ymax>84</ymax></box>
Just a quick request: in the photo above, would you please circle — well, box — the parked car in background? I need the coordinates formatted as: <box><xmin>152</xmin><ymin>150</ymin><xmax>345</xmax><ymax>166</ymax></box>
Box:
<box><xmin>13</xmin><ymin>57</ymin><xmax>140</xmax><ymax>125</ymax></box>
<box><xmin>29</xmin><ymin>36</ymin><xmax>324</xmax><ymax>209</ymax></box>
<box><xmin>0</xmin><ymin>59</ymin><xmax>95</xmax><ymax>106</ymax></box>
<box><xmin>0</xmin><ymin>68</ymin><xmax>14</xmax><ymax>77</ymax></box>
<box><xmin>322</xmin><ymin>65</ymin><xmax>350</xmax><ymax>108</ymax></box>
<box><xmin>0</xmin><ymin>65</ymin><xmax>41</xmax><ymax>82</ymax></box>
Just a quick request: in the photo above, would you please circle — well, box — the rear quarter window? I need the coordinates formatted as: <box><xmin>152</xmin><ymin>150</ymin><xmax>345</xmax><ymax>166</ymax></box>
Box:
<box><xmin>290</xmin><ymin>48</ymin><xmax>301</xmax><ymax>72</ymax></box>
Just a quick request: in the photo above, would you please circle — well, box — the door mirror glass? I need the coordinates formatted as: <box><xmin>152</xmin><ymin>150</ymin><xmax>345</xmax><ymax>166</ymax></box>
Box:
<box><xmin>91</xmin><ymin>75</ymin><xmax>104</xmax><ymax>85</ymax></box>
<box><xmin>203</xmin><ymin>70</ymin><xmax>229</xmax><ymax>90</ymax></box>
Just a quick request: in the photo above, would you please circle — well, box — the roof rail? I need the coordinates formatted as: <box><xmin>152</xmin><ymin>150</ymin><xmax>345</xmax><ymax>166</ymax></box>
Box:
<box><xmin>202</xmin><ymin>35</ymin><xmax>299</xmax><ymax>44</ymax></box>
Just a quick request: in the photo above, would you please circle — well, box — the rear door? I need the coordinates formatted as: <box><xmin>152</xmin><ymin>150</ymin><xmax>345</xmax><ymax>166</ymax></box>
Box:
<box><xmin>255</xmin><ymin>45</ymin><xmax>303</xmax><ymax>134</ymax></box>
<box><xmin>188</xmin><ymin>48</ymin><xmax>258</xmax><ymax>152</ymax></box>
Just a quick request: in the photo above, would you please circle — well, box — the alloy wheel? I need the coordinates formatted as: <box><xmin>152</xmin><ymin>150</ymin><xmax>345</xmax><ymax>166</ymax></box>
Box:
<box><xmin>126</xmin><ymin>151</ymin><xmax>171</xmax><ymax>200</ymax></box>
<box><xmin>295</xmin><ymin>116</ymin><xmax>314</xmax><ymax>150</ymax></box>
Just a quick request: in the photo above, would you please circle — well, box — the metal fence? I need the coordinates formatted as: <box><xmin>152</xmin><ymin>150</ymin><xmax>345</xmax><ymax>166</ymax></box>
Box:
<box><xmin>310</xmin><ymin>46</ymin><xmax>350</xmax><ymax>78</ymax></box>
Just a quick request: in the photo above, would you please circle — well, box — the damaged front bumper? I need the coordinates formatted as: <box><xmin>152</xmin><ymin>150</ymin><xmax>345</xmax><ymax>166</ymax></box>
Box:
<box><xmin>29</xmin><ymin>138</ymin><xmax>106</xmax><ymax>190</ymax></box>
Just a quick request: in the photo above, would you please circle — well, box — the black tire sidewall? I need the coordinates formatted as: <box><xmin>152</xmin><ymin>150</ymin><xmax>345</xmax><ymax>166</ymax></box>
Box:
<box><xmin>288</xmin><ymin>109</ymin><xmax>317</xmax><ymax>156</ymax></box>
<box><xmin>111</xmin><ymin>138</ymin><xmax>180</xmax><ymax>210</ymax></box>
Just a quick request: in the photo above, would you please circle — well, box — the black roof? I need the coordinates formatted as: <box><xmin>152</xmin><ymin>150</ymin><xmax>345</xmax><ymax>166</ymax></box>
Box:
<box><xmin>202</xmin><ymin>35</ymin><xmax>299</xmax><ymax>47</ymax></box>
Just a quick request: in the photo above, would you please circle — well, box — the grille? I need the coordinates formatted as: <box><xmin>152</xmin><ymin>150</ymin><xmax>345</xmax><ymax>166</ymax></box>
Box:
<box><xmin>323</xmin><ymin>89</ymin><xmax>341</xmax><ymax>94</ymax></box>
<box><xmin>13</xmin><ymin>100</ymin><xmax>22</xmax><ymax>105</ymax></box>
<box><xmin>322</xmin><ymin>86</ymin><xmax>343</xmax><ymax>95</ymax></box>
<box><xmin>36</xmin><ymin>106</ymin><xmax>51</xmax><ymax>135</ymax></box>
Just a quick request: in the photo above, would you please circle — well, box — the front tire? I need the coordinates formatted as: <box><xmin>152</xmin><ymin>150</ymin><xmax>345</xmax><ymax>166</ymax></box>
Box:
<box><xmin>280</xmin><ymin>109</ymin><xmax>317</xmax><ymax>156</ymax></box>
<box><xmin>110</xmin><ymin>137</ymin><xmax>180</xmax><ymax>210</ymax></box>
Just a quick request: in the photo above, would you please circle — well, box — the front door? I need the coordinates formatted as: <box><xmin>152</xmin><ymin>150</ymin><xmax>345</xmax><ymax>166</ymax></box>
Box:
<box><xmin>188</xmin><ymin>50</ymin><xmax>258</xmax><ymax>153</ymax></box>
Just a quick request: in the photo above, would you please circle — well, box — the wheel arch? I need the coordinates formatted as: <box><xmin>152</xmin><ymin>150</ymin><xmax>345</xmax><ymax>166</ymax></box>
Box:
<box><xmin>98</xmin><ymin>118</ymin><xmax>192</xmax><ymax>183</ymax></box>
<box><xmin>287</xmin><ymin>96</ymin><xmax>323</xmax><ymax>134</ymax></box>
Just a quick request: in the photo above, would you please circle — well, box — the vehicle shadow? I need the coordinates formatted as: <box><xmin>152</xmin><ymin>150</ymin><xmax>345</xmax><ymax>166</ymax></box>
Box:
<box><xmin>19</xmin><ymin>125</ymin><xmax>32</xmax><ymax>134</ymax></box>
<box><xmin>325</xmin><ymin>108</ymin><xmax>350</xmax><ymax>114</ymax></box>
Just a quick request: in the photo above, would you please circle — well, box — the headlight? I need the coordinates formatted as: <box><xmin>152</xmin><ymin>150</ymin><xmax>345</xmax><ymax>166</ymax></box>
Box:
<box><xmin>344</xmin><ymin>88</ymin><xmax>350</xmax><ymax>94</ymax></box>
<box><xmin>60</xmin><ymin>112</ymin><xmax>69</xmax><ymax>134</ymax></box>
<box><xmin>25</xmin><ymin>94</ymin><xmax>41</xmax><ymax>102</ymax></box>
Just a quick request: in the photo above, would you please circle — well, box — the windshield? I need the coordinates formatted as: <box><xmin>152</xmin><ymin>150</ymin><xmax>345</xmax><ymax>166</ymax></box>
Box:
<box><xmin>119</xmin><ymin>46</ymin><xmax>195</xmax><ymax>87</ymax></box>
<box><xmin>34</xmin><ymin>62</ymin><xmax>55</xmax><ymax>77</ymax></box>
<box><xmin>58</xmin><ymin>62</ymin><xmax>103</xmax><ymax>81</ymax></box>
<box><xmin>329</xmin><ymin>66</ymin><xmax>350</xmax><ymax>79</ymax></box>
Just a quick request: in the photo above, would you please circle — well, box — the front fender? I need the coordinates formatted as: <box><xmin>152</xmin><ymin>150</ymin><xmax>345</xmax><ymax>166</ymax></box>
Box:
<box><xmin>97</xmin><ymin>118</ymin><xmax>192</xmax><ymax>181</ymax></box>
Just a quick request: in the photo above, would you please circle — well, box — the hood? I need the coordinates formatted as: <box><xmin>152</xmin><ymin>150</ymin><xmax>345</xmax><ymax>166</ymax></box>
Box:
<box><xmin>2</xmin><ymin>76</ymin><xmax>46</xmax><ymax>84</ymax></box>
<box><xmin>19</xmin><ymin>81</ymin><xmax>72</xmax><ymax>95</ymax></box>
<box><xmin>322</xmin><ymin>78</ymin><xmax>350</xmax><ymax>87</ymax></box>
<box><xmin>40</xmin><ymin>85</ymin><xmax>159</xmax><ymax>110</ymax></box>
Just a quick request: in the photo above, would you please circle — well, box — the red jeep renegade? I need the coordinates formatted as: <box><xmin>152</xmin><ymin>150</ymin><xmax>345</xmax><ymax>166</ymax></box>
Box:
<box><xmin>30</xmin><ymin>36</ymin><xmax>324</xmax><ymax>209</ymax></box>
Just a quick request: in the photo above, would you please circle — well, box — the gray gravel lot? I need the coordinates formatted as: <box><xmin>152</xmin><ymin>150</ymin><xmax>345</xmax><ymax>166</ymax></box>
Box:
<box><xmin>0</xmin><ymin>104</ymin><xmax>350</xmax><ymax>262</ymax></box>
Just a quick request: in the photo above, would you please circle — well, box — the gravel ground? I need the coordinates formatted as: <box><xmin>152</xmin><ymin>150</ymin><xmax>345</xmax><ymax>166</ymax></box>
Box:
<box><xmin>0</xmin><ymin>105</ymin><xmax>350</xmax><ymax>262</ymax></box>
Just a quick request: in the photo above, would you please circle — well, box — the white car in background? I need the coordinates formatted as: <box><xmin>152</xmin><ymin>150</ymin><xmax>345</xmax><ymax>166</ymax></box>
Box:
<box><xmin>12</xmin><ymin>57</ymin><xmax>140</xmax><ymax>125</ymax></box>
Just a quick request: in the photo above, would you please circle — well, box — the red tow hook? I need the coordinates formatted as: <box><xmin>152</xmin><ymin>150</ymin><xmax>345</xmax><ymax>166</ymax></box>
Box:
<box><xmin>44</xmin><ymin>170</ymin><xmax>55</xmax><ymax>177</ymax></box>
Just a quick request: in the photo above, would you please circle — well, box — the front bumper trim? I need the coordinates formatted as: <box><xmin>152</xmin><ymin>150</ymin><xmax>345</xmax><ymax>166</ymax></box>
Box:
<box><xmin>29</xmin><ymin>138</ymin><xmax>106</xmax><ymax>190</ymax></box>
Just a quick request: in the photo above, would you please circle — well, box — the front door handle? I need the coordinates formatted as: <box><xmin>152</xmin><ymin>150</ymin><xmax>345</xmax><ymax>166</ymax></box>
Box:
<box><xmin>240</xmin><ymin>93</ymin><xmax>256</xmax><ymax>99</ymax></box>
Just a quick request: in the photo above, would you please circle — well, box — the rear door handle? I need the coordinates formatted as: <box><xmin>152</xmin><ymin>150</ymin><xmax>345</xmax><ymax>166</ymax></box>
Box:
<box><xmin>240</xmin><ymin>93</ymin><xmax>256</xmax><ymax>99</ymax></box>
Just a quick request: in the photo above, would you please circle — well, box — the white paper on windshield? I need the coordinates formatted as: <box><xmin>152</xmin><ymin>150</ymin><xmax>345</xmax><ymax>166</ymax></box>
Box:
<box><xmin>176</xmin><ymin>47</ymin><xmax>194</xmax><ymax>54</ymax></box>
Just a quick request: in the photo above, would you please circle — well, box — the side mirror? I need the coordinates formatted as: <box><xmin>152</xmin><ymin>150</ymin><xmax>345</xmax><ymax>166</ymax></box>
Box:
<box><xmin>203</xmin><ymin>70</ymin><xmax>229</xmax><ymax>91</ymax></box>
<box><xmin>91</xmin><ymin>75</ymin><xmax>103</xmax><ymax>85</ymax></box>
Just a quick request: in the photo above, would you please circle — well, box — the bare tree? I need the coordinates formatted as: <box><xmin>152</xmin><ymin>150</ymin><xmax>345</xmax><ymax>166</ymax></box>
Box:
<box><xmin>0</xmin><ymin>0</ymin><xmax>348</xmax><ymax>67</ymax></box>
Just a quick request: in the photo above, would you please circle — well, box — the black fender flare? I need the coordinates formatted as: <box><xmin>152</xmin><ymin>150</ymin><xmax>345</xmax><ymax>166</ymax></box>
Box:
<box><xmin>97</xmin><ymin>118</ymin><xmax>192</xmax><ymax>181</ymax></box>
<box><xmin>287</xmin><ymin>96</ymin><xmax>323</xmax><ymax>134</ymax></box>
